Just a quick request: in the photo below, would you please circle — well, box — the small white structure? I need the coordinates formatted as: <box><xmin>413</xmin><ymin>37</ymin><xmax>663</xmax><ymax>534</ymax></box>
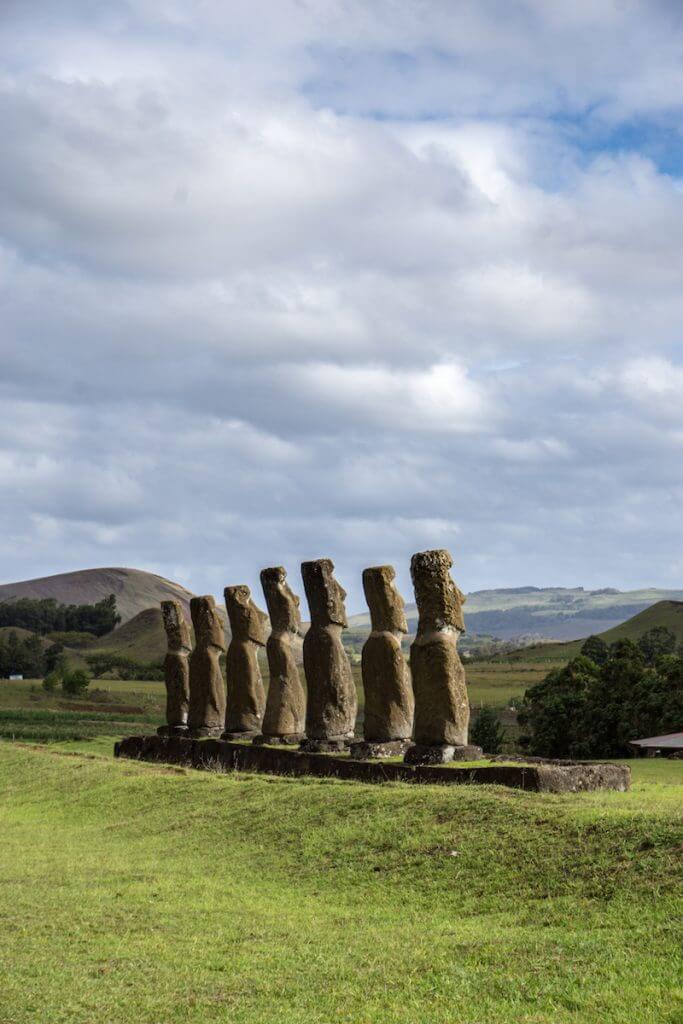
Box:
<box><xmin>9</xmin><ymin>674</ymin><xmax>23</xmax><ymax>681</ymax></box>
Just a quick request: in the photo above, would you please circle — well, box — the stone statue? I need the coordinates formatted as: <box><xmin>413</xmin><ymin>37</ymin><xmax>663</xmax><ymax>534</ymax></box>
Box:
<box><xmin>223</xmin><ymin>585</ymin><xmax>268</xmax><ymax>739</ymax></box>
<box><xmin>187</xmin><ymin>595</ymin><xmax>226</xmax><ymax>737</ymax></box>
<box><xmin>350</xmin><ymin>565</ymin><xmax>413</xmax><ymax>758</ymax></box>
<box><xmin>404</xmin><ymin>549</ymin><xmax>481</xmax><ymax>764</ymax></box>
<box><xmin>257</xmin><ymin>566</ymin><xmax>306</xmax><ymax>744</ymax></box>
<box><xmin>300</xmin><ymin>558</ymin><xmax>357</xmax><ymax>751</ymax></box>
<box><xmin>158</xmin><ymin>600</ymin><xmax>192</xmax><ymax>735</ymax></box>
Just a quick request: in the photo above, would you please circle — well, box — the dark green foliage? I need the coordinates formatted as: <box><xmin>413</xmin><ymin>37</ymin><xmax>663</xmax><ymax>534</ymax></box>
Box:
<box><xmin>580</xmin><ymin>635</ymin><xmax>609</xmax><ymax>665</ymax></box>
<box><xmin>636</xmin><ymin>625</ymin><xmax>676</xmax><ymax>664</ymax></box>
<box><xmin>0</xmin><ymin>631</ymin><xmax>47</xmax><ymax>678</ymax></box>
<box><xmin>471</xmin><ymin>706</ymin><xmax>505</xmax><ymax>754</ymax></box>
<box><xmin>85</xmin><ymin>652</ymin><xmax>164</xmax><ymax>681</ymax></box>
<box><xmin>42</xmin><ymin>670</ymin><xmax>60</xmax><ymax>692</ymax></box>
<box><xmin>519</xmin><ymin>636</ymin><xmax>683</xmax><ymax>758</ymax></box>
<box><xmin>45</xmin><ymin>631</ymin><xmax>97</xmax><ymax>648</ymax></box>
<box><xmin>0</xmin><ymin>594</ymin><xmax>120</xmax><ymax>637</ymax></box>
<box><xmin>61</xmin><ymin>669</ymin><xmax>91</xmax><ymax>696</ymax></box>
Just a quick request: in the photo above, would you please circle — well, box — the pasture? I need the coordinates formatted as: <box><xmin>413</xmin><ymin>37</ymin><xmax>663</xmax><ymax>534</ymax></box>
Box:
<box><xmin>0</xmin><ymin>743</ymin><xmax>681</xmax><ymax>1023</ymax></box>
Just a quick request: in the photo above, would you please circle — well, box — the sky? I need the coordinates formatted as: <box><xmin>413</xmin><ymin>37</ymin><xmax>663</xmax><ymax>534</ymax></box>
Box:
<box><xmin>1</xmin><ymin>1</ymin><xmax>683</xmax><ymax>614</ymax></box>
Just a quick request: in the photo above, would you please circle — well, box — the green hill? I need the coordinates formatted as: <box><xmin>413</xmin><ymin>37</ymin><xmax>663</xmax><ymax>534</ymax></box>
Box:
<box><xmin>86</xmin><ymin>607</ymin><xmax>169</xmax><ymax>663</ymax></box>
<box><xmin>0</xmin><ymin>744</ymin><xmax>680</xmax><ymax>1023</ymax></box>
<box><xmin>502</xmin><ymin>600</ymin><xmax>683</xmax><ymax>664</ymax></box>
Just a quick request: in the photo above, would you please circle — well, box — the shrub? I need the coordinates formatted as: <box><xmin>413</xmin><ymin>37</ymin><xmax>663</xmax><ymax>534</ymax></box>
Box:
<box><xmin>471</xmin><ymin>706</ymin><xmax>505</xmax><ymax>754</ymax></box>
<box><xmin>61</xmin><ymin>669</ymin><xmax>91</xmax><ymax>696</ymax></box>
<box><xmin>42</xmin><ymin>670</ymin><xmax>61</xmax><ymax>692</ymax></box>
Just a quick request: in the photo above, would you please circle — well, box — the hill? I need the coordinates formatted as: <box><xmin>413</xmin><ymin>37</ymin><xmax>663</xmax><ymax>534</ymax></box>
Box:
<box><xmin>348</xmin><ymin>585</ymin><xmax>683</xmax><ymax>642</ymax></box>
<box><xmin>0</xmin><ymin>567</ymin><xmax>194</xmax><ymax>625</ymax></box>
<box><xmin>0</xmin><ymin>744</ymin><xmax>680</xmax><ymax>1023</ymax></box>
<box><xmin>501</xmin><ymin>599</ymin><xmax>683</xmax><ymax>663</ymax></box>
<box><xmin>87</xmin><ymin>607</ymin><xmax>169</xmax><ymax>663</ymax></box>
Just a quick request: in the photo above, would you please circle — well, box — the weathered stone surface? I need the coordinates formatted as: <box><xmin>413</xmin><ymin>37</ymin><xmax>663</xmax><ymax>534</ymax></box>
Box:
<box><xmin>223</xmin><ymin>585</ymin><xmax>268</xmax><ymax>738</ymax></box>
<box><xmin>258</xmin><ymin>566</ymin><xmax>305</xmax><ymax>742</ymax></box>
<box><xmin>115</xmin><ymin>734</ymin><xmax>632</xmax><ymax>792</ymax></box>
<box><xmin>361</xmin><ymin>565</ymin><xmax>413</xmax><ymax>742</ymax></box>
<box><xmin>404</xmin><ymin>743</ymin><xmax>483</xmax><ymax>765</ymax></box>
<box><xmin>301</xmin><ymin>558</ymin><xmax>357</xmax><ymax>741</ymax></box>
<box><xmin>187</xmin><ymin>595</ymin><xmax>226</xmax><ymax>737</ymax></box>
<box><xmin>407</xmin><ymin>549</ymin><xmax>471</xmax><ymax>754</ymax></box>
<box><xmin>349</xmin><ymin>739</ymin><xmax>412</xmax><ymax>760</ymax></box>
<box><xmin>158</xmin><ymin>600</ymin><xmax>191</xmax><ymax>734</ymax></box>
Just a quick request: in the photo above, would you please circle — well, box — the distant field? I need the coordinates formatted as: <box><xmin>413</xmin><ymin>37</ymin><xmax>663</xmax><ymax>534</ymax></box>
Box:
<box><xmin>0</xmin><ymin>658</ymin><xmax>537</xmax><ymax>748</ymax></box>
<box><xmin>0</xmin><ymin>743</ymin><xmax>680</xmax><ymax>1024</ymax></box>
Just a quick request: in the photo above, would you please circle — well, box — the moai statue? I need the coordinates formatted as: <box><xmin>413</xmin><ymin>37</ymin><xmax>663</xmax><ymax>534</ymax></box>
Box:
<box><xmin>223</xmin><ymin>585</ymin><xmax>268</xmax><ymax>739</ymax></box>
<box><xmin>350</xmin><ymin>565</ymin><xmax>413</xmax><ymax>759</ymax></box>
<box><xmin>404</xmin><ymin>549</ymin><xmax>482</xmax><ymax>764</ymax></box>
<box><xmin>158</xmin><ymin>600</ymin><xmax>191</xmax><ymax>735</ymax></box>
<box><xmin>300</xmin><ymin>558</ymin><xmax>357</xmax><ymax>751</ymax></box>
<box><xmin>187</xmin><ymin>595</ymin><xmax>226</xmax><ymax>737</ymax></box>
<box><xmin>256</xmin><ymin>566</ymin><xmax>306</xmax><ymax>744</ymax></box>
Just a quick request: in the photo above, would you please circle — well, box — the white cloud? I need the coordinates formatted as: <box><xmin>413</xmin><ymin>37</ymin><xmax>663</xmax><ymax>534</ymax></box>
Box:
<box><xmin>1</xmin><ymin>1</ymin><xmax>683</xmax><ymax>608</ymax></box>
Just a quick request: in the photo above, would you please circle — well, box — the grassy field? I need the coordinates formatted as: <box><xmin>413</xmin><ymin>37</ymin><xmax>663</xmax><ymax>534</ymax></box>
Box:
<box><xmin>0</xmin><ymin>743</ymin><xmax>680</xmax><ymax>1024</ymax></box>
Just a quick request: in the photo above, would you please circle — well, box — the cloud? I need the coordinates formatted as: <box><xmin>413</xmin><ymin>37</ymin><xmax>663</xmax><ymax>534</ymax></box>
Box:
<box><xmin>1</xmin><ymin>2</ymin><xmax>683</xmax><ymax>609</ymax></box>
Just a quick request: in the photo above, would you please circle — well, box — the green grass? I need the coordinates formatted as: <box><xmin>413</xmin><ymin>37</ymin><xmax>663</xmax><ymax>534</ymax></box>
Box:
<box><xmin>0</xmin><ymin>743</ymin><xmax>681</xmax><ymax>1023</ymax></box>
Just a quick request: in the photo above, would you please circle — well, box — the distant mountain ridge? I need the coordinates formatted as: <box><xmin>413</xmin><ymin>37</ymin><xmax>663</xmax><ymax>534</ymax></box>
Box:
<box><xmin>2</xmin><ymin>569</ymin><xmax>683</xmax><ymax>649</ymax></box>
<box><xmin>0</xmin><ymin>568</ymin><xmax>194</xmax><ymax>625</ymax></box>
<box><xmin>348</xmin><ymin>586</ymin><xmax>683</xmax><ymax>642</ymax></box>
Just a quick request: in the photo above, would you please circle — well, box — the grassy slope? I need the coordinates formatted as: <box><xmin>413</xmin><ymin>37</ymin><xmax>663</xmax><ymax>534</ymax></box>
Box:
<box><xmin>87</xmin><ymin>607</ymin><xmax>168</xmax><ymax>662</ymax></box>
<box><xmin>501</xmin><ymin>600</ymin><xmax>683</xmax><ymax>665</ymax></box>
<box><xmin>0</xmin><ymin>744</ymin><xmax>681</xmax><ymax>1024</ymax></box>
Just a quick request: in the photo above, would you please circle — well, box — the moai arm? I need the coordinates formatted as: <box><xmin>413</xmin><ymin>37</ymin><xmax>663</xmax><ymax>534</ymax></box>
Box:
<box><xmin>406</xmin><ymin>550</ymin><xmax>479</xmax><ymax>763</ymax></box>
<box><xmin>159</xmin><ymin>600</ymin><xmax>191</xmax><ymax>734</ymax></box>
<box><xmin>258</xmin><ymin>567</ymin><xmax>306</xmax><ymax>742</ymax></box>
<box><xmin>356</xmin><ymin>565</ymin><xmax>413</xmax><ymax>752</ymax></box>
<box><xmin>300</xmin><ymin>558</ymin><xmax>357</xmax><ymax>749</ymax></box>
<box><xmin>223</xmin><ymin>585</ymin><xmax>268</xmax><ymax>737</ymax></box>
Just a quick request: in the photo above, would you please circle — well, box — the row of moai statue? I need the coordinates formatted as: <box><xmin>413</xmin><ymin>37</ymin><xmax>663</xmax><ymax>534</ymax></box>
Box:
<box><xmin>159</xmin><ymin>549</ymin><xmax>481</xmax><ymax>763</ymax></box>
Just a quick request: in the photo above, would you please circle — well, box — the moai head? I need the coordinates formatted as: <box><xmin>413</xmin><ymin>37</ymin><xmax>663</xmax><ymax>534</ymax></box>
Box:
<box><xmin>190</xmin><ymin>595</ymin><xmax>226</xmax><ymax>651</ymax></box>
<box><xmin>362</xmin><ymin>565</ymin><xmax>408</xmax><ymax>635</ymax></box>
<box><xmin>161</xmin><ymin>599</ymin><xmax>191</xmax><ymax>653</ymax></box>
<box><xmin>410</xmin><ymin>549</ymin><xmax>465</xmax><ymax>634</ymax></box>
<box><xmin>301</xmin><ymin>558</ymin><xmax>348</xmax><ymax>628</ymax></box>
<box><xmin>260</xmin><ymin>566</ymin><xmax>302</xmax><ymax>635</ymax></box>
<box><xmin>224</xmin><ymin>585</ymin><xmax>269</xmax><ymax>646</ymax></box>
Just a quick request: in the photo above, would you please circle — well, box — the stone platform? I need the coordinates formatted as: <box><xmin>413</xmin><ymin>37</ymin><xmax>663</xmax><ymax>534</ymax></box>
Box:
<box><xmin>114</xmin><ymin>734</ymin><xmax>631</xmax><ymax>793</ymax></box>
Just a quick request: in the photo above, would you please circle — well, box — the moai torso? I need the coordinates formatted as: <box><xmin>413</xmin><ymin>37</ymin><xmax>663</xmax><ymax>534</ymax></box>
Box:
<box><xmin>187</xmin><ymin>595</ymin><xmax>226</xmax><ymax>735</ymax></box>
<box><xmin>260</xmin><ymin>567</ymin><xmax>306</xmax><ymax>739</ymax></box>
<box><xmin>224</xmin><ymin>585</ymin><xmax>268</xmax><ymax>735</ymax></box>
<box><xmin>161</xmin><ymin>600</ymin><xmax>191</xmax><ymax>731</ymax></box>
<box><xmin>301</xmin><ymin>559</ymin><xmax>357</xmax><ymax>740</ymax></box>
<box><xmin>409</xmin><ymin>549</ymin><xmax>469</xmax><ymax>746</ymax></box>
<box><xmin>361</xmin><ymin>566</ymin><xmax>413</xmax><ymax>742</ymax></box>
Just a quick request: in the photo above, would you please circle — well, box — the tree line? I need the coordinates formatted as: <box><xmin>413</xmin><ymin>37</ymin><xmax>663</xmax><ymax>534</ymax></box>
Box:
<box><xmin>518</xmin><ymin>627</ymin><xmax>683</xmax><ymax>758</ymax></box>
<box><xmin>0</xmin><ymin>595</ymin><xmax>120</xmax><ymax>637</ymax></box>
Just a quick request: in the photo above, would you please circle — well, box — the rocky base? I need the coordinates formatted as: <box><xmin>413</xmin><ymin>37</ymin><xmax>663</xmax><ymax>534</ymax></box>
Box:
<box><xmin>114</xmin><ymin>735</ymin><xmax>631</xmax><ymax>793</ymax></box>
<box><xmin>187</xmin><ymin>727</ymin><xmax>223</xmax><ymax>739</ymax></box>
<box><xmin>221</xmin><ymin>730</ymin><xmax>259</xmax><ymax>741</ymax></box>
<box><xmin>156</xmin><ymin>724</ymin><xmax>188</xmax><ymax>736</ymax></box>
<box><xmin>299</xmin><ymin>737</ymin><xmax>350</xmax><ymax>753</ymax></box>
<box><xmin>404</xmin><ymin>743</ymin><xmax>484</xmax><ymax>765</ymax></box>
<box><xmin>252</xmin><ymin>734</ymin><xmax>303</xmax><ymax>746</ymax></box>
<box><xmin>349</xmin><ymin>739</ymin><xmax>412</xmax><ymax>760</ymax></box>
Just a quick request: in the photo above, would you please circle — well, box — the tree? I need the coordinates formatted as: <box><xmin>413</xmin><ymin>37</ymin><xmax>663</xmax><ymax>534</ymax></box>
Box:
<box><xmin>637</xmin><ymin>626</ymin><xmax>676</xmax><ymax>665</ymax></box>
<box><xmin>42</xmin><ymin>670</ymin><xmax>61</xmax><ymax>692</ymax></box>
<box><xmin>61</xmin><ymin>668</ymin><xmax>91</xmax><ymax>696</ymax></box>
<box><xmin>471</xmin><ymin>706</ymin><xmax>505</xmax><ymax>754</ymax></box>
<box><xmin>580</xmin><ymin>635</ymin><xmax>609</xmax><ymax>666</ymax></box>
<box><xmin>518</xmin><ymin>656</ymin><xmax>599</xmax><ymax>757</ymax></box>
